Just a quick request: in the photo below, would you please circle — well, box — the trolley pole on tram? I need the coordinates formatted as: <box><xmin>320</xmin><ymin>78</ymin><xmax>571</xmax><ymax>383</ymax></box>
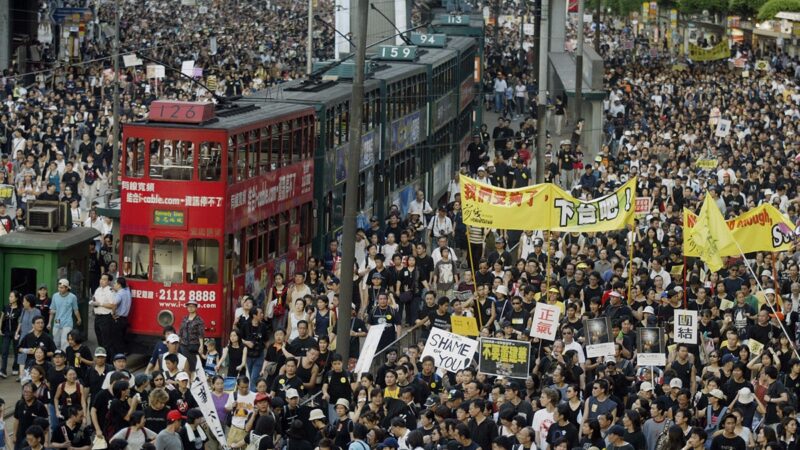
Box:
<box><xmin>336</xmin><ymin>0</ymin><xmax>369</xmax><ymax>361</ymax></box>
<box><xmin>111</xmin><ymin>0</ymin><xmax>121</xmax><ymax>191</ymax></box>
<box><xmin>307</xmin><ymin>0</ymin><xmax>314</xmax><ymax>75</ymax></box>
<box><xmin>535</xmin><ymin>0</ymin><xmax>548</xmax><ymax>183</ymax></box>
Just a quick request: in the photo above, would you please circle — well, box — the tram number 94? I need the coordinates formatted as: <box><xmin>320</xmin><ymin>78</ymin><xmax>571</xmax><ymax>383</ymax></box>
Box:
<box><xmin>158</xmin><ymin>289</ymin><xmax>217</xmax><ymax>302</ymax></box>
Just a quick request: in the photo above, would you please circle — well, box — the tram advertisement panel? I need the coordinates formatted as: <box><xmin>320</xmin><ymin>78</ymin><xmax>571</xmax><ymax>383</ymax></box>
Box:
<box><xmin>226</xmin><ymin>160</ymin><xmax>314</xmax><ymax>232</ymax></box>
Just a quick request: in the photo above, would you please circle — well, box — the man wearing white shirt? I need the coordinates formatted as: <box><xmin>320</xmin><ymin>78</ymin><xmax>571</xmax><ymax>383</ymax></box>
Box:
<box><xmin>427</xmin><ymin>207</ymin><xmax>453</xmax><ymax>242</ymax></box>
<box><xmin>90</xmin><ymin>273</ymin><xmax>116</xmax><ymax>352</ymax></box>
<box><xmin>650</xmin><ymin>258</ymin><xmax>671</xmax><ymax>288</ymax></box>
<box><xmin>431</xmin><ymin>236</ymin><xmax>458</xmax><ymax>265</ymax></box>
<box><xmin>407</xmin><ymin>190</ymin><xmax>433</xmax><ymax>219</ymax></box>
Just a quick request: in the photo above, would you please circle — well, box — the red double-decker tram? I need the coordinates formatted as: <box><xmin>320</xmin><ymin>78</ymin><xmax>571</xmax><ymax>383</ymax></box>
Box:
<box><xmin>120</xmin><ymin>100</ymin><xmax>315</xmax><ymax>342</ymax></box>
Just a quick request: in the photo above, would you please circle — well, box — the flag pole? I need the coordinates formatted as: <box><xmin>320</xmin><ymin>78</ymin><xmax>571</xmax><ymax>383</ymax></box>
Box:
<box><xmin>730</xmin><ymin>238</ymin><xmax>800</xmax><ymax>360</ymax></box>
<box><xmin>627</xmin><ymin>225</ymin><xmax>635</xmax><ymax>305</ymax></box>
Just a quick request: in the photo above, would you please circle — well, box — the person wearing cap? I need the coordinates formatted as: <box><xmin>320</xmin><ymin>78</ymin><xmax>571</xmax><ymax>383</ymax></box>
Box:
<box><xmin>154</xmin><ymin>410</ymin><xmax>185</xmax><ymax>450</ymax></box>
<box><xmin>329</xmin><ymin>398</ymin><xmax>352</xmax><ymax>448</ymax></box>
<box><xmin>49</xmin><ymin>278</ymin><xmax>81</xmax><ymax>351</ymax></box>
<box><xmin>606</xmin><ymin>424</ymin><xmax>634</xmax><ymax>450</ymax></box>
<box><xmin>90</xmin><ymin>273</ymin><xmax>116</xmax><ymax>353</ymax></box>
<box><xmin>486</xmin><ymin>236</ymin><xmax>512</xmax><ymax>271</ymax></box>
<box><xmin>171</xmin><ymin>371</ymin><xmax>198</xmax><ymax>412</ymax></box>
<box><xmin>178</xmin><ymin>295</ymin><xmax>205</xmax><ymax>373</ymax></box>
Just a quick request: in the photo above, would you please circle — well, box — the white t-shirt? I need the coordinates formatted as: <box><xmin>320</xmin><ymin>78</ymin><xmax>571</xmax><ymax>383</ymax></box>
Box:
<box><xmin>531</xmin><ymin>408</ymin><xmax>555</xmax><ymax>450</ymax></box>
<box><xmin>224</xmin><ymin>391</ymin><xmax>256</xmax><ymax>430</ymax></box>
<box><xmin>111</xmin><ymin>427</ymin><xmax>158</xmax><ymax>450</ymax></box>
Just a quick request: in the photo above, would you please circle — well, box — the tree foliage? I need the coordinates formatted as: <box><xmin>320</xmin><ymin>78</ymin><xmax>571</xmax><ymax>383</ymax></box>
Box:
<box><xmin>676</xmin><ymin>0</ymin><xmax>728</xmax><ymax>14</ymax></box>
<box><xmin>728</xmin><ymin>0</ymin><xmax>767</xmax><ymax>16</ymax></box>
<box><xmin>607</xmin><ymin>0</ymin><xmax>643</xmax><ymax>16</ymax></box>
<box><xmin>757</xmin><ymin>0</ymin><xmax>800</xmax><ymax>19</ymax></box>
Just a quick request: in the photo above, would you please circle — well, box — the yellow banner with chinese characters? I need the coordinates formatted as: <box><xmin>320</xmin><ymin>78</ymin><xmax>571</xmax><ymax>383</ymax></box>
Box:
<box><xmin>460</xmin><ymin>175</ymin><xmax>636</xmax><ymax>232</ymax></box>
<box><xmin>684</xmin><ymin>204</ymin><xmax>797</xmax><ymax>256</ymax></box>
<box><xmin>451</xmin><ymin>316</ymin><xmax>479</xmax><ymax>336</ymax></box>
<box><xmin>688</xmin><ymin>39</ymin><xmax>730</xmax><ymax>62</ymax></box>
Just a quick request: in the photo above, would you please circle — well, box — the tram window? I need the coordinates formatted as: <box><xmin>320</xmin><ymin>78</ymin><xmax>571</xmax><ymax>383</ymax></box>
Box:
<box><xmin>248</xmin><ymin>130</ymin><xmax>258</xmax><ymax>177</ymax></box>
<box><xmin>125</xmin><ymin>138</ymin><xmax>145</xmax><ymax>178</ymax></box>
<box><xmin>281</xmin><ymin>122</ymin><xmax>292</xmax><ymax>167</ymax></box>
<box><xmin>278</xmin><ymin>212</ymin><xmax>289</xmax><ymax>255</ymax></box>
<box><xmin>237</xmin><ymin>135</ymin><xmax>247</xmax><ymax>182</ymax></box>
<box><xmin>271</xmin><ymin>124</ymin><xmax>282</xmax><ymax>170</ymax></box>
<box><xmin>227</xmin><ymin>137</ymin><xmax>235</xmax><ymax>184</ymax></box>
<box><xmin>299</xmin><ymin>202</ymin><xmax>313</xmax><ymax>246</ymax></box>
<box><xmin>187</xmin><ymin>238</ymin><xmax>219</xmax><ymax>284</ymax></box>
<box><xmin>247</xmin><ymin>237</ymin><xmax>257</xmax><ymax>267</ymax></box>
<box><xmin>151</xmin><ymin>140</ymin><xmax>194</xmax><ymax>180</ymax></box>
<box><xmin>267</xmin><ymin>216</ymin><xmax>278</xmax><ymax>259</ymax></box>
<box><xmin>199</xmin><ymin>142</ymin><xmax>222</xmax><ymax>181</ymax></box>
<box><xmin>122</xmin><ymin>235</ymin><xmax>150</xmax><ymax>280</ymax></box>
<box><xmin>292</xmin><ymin>119</ymin><xmax>306</xmax><ymax>163</ymax></box>
<box><xmin>260</xmin><ymin>127</ymin><xmax>272</xmax><ymax>173</ymax></box>
<box><xmin>152</xmin><ymin>238</ymin><xmax>183</xmax><ymax>283</ymax></box>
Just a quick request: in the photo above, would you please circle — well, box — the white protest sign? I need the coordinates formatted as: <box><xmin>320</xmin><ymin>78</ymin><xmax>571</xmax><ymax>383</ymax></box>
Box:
<box><xmin>422</xmin><ymin>328</ymin><xmax>478</xmax><ymax>373</ymax></box>
<box><xmin>715</xmin><ymin>119</ymin><xmax>731</xmax><ymax>138</ymax></box>
<box><xmin>674</xmin><ymin>309</ymin><xmax>698</xmax><ymax>344</ymax></box>
<box><xmin>523</xmin><ymin>23</ymin><xmax>534</xmax><ymax>36</ymax></box>
<box><xmin>181</xmin><ymin>60</ymin><xmax>195</xmax><ymax>77</ymax></box>
<box><xmin>637</xmin><ymin>353</ymin><xmax>666</xmax><ymax>366</ymax></box>
<box><xmin>146</xmin><ymin>65</ymin><xmax>165</xmax><ymax>79</ymax></box>
<box><xmin>354</xmin><ymin>324</ymin><xmax>386</xmax><ymax>374</ymax></box>
<box><xmin>122</xmin><ymin>54</ymin><xmax>142</xmax><ymax>67</ymax></box>
<box><xmin>191</xmin><ymin>359</ymin><xmax>228</xmax><ymax>447</ymax></box>
<box><xmin>530</xmin><ymin>303</ymin><xmax>560</xmax><ymax>341</ymax></box>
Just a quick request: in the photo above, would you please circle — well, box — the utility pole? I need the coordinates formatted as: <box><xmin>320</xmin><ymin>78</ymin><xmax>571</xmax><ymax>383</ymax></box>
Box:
<box><xmin>336</xmin><ymin>0</ymin><xmax>368</xmax><ymax>361</ymax></box>
<box><xmin>307</xmin><ymin>0</ymin><xmax>314</xmax><ymax>75</ymax></box>
<box><xmin>111</xmin><ymin>0</ymin><xmax>121</xmax><ymax>191</ymax></box>
<box><xmin>574</xmin><ymin>0</ymin><xmax>584</xmax><ymax>125</ymax></box>
<box><xmin>535</xmin><ymin>0</ymin><xmax>549</xmax><ymax>183</ymax></box>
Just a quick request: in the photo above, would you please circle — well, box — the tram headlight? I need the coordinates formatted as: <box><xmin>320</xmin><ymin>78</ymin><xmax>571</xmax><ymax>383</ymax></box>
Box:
<box><xmin>157</xmin><ymin>310</ymin><xmax>174</xmax><ymax>328</ymax></box>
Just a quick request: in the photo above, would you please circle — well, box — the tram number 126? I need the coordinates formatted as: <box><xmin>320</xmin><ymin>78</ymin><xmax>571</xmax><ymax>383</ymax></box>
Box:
<box><xmin>158</xmin><ymin>289</ymin><xmax>217</xmax><ymax>302</ymax></box>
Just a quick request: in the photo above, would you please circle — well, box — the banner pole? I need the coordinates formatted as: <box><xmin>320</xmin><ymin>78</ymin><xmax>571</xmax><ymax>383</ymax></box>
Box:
<box><xmin>466</xmin><ymin>225</ymin><xmax>484</xmax><ymax>329</ymax></box>
<box><xmin>546</xmin><ymin>230</ymin><xmax>551</xmax><ymax>294</ymax></box>
<box><xmin>627</xmin><ymin>225</ymin><xmax>635</xmax><ymax>305</ymax></box>
<box><xmin>730</xmin><ymin>239</ymin><xmax>800</xmax><ymax>360</ymax></box>
<box><xmin>683</xmin><ymin>255</ymin><xmax>688</xmax><ymax>308</ymax></box>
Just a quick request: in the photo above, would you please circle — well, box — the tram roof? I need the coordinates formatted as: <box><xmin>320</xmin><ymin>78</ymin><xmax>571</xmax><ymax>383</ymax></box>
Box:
<box><xmin>125</xmin><ymin>101</ymin><xmax>314</xmax><ymax>132</ymax></box>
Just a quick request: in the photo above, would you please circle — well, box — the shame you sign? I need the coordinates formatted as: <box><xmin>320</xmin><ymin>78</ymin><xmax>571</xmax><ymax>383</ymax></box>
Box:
<box><xmin>421</xmin><ymin>328</ymin><xmax>479</xmax><ymax>373</ymax></box>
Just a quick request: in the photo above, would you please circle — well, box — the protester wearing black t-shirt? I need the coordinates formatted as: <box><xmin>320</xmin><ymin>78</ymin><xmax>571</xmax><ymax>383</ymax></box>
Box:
<box><xmin>13</xmin><ymin>385</ymin><xmax>47</xmax><ymax>450</ymax></box>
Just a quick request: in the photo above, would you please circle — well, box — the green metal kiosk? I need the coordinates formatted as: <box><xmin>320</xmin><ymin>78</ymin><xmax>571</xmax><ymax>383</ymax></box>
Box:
<box><xmin>0</xmin><ymin>228</ymin><xmax>100</xmax><ymax>335</ymax></box>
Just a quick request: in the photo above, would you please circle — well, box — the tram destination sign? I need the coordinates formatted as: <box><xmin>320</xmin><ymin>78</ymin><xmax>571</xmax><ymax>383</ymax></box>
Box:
<box><xmin>375</xmin><ymin>45</ymin><xmax>418</xmax><ymax>61</ymax></box>
<box><xmin>409</xmin><ymin>32</ymin><xmax>447</xmax><ymax>48</ymax></box>
<box><xmin>153</xmin><ymin>209</ymin><xmax>186</xmax><ymax>227</ymax></box>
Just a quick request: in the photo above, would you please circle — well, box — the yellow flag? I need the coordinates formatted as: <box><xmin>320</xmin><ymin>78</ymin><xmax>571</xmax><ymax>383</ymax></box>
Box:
<box><xmin>684</xmin><ymin>194</ymin><xmax>735</xmax><ymax>272</ymax></box>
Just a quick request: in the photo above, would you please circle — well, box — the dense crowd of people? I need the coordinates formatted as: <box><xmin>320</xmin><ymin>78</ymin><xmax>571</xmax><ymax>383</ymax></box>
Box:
<box><xmin>8</xmin><ymin>1</ymin><xmax>800</xmax><ymax>450</ymax></box>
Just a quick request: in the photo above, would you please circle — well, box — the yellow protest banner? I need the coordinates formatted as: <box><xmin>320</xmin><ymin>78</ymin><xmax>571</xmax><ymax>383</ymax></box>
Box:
<box><xmin>755</xmin><ymin>60</ymin><xmax>769</xmax><ymax>71</ymax></box>
<box><xmin>695</xmin><ymin>158</ymin><xmax>718</xmax><ymax>170</ymax></box>
<box><xmin>459</xmin><ymin>177</ymin><xmax>550</xmax><ymax>230</ymax></box>
<box><xmin>688</xmin><ymin>40</ymin><xmax>730</xmax><ymax>62</ymax></box>
<box><xmin>451</xmin><ymin>316</ymin><xmax>479</xmax><ymax>336</ymax></box>
<box><xmin>460</xmin><ymin>175</ymin><xmax>637</xmax><ymax>232</ymax></box>
<box><xmin>684</xmin><ymin>204</ymin><xmax>797</xmax><ymax>256</ymax></box>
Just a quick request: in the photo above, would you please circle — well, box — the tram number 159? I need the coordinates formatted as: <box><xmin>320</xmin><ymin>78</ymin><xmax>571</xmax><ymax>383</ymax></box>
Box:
<box><xmin>158</xmin><ymin>289</ymin><xmax>217</xmax><ymax>302</ymax></box>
